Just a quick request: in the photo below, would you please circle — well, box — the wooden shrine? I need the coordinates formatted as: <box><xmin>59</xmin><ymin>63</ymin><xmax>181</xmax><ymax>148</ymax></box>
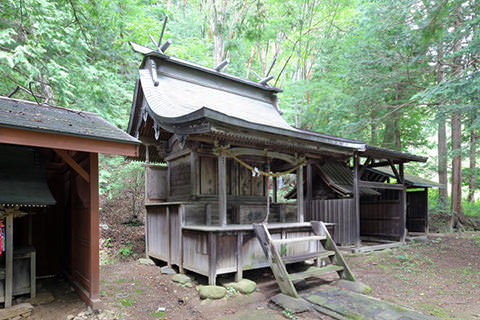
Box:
<box><xmin>127</xmin><ymin>42</ymin><xmax>429</xmax><ymax>284</ymax></box>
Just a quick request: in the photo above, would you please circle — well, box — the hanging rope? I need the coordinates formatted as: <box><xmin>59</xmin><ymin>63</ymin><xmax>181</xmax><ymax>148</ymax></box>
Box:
<box><xmin>217</xmin><ymin>147</ymin><xmax>306</xmax><ymax>177</ymax></box>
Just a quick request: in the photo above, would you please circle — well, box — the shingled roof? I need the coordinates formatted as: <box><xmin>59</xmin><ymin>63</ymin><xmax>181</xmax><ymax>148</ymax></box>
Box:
<box><xmin>127</xmin><ymin>47</ymin><xmax>428</xmax><ymax>164</ymax></box>
<box><xmin>0</xmin><ymin>96</ymin><xmax>139</xmax><ymax>145</ymax></box>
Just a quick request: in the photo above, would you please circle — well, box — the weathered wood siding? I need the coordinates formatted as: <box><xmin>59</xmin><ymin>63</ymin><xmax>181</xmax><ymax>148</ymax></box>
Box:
<box><xmin>360</xmin><ymin>190</ymin><xmax>403</xmax><ymax>240</ymax></box>
<box><xmin>145</xmin><ymin>165</ymin><xmax>167</xmax><ymax>202</ymax></box>
<box><xmin>307</xmin><ymin>199</ymin><xmax>356</xmax><ymax>246</ymax></box>
<box><xmin>168</xmin><ymin>156</ymin><xmax>191</xmax><ymax>199</ymax></box>
<box><xmin>406</xmin><ymin>190</ymin><xmax>428</xmax><ymax>233</ymax></box>
<box><xmin>146</xmin><ymin>206</ymin><xmax>169</xmax><ymax>261</ymax></box>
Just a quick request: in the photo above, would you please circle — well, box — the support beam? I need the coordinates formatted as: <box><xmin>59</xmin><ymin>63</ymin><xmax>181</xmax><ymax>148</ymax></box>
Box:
<box><xmin>218</xmin><ymin>155</ymin><xmax>227</xmax><ymax>226</ymax></box>
<box><xmin>0</xmin><ymin>127</ymin><xmax>139</xmax><ymax>156</ymax></box>
<box><xmin>399</xmin><ymin>162</ymin><xmax>407</xmax><ymax>242</ymax></box>
<box><xmin>297</xmin><ymin>165</ymin><xmax>304</xmax><ymax>223</ymax></box>
<box><xmin>353</xmin><ymin>152</ymin><xmax>360</xmax><ymax>248</ymax></box>
<box><xmin>5</xmin><ymin>214</ymin><xmax>13</xmax><ymax>308</ymax></box>
<box><xmin>307</xmin><ymin>162</ymin><xmax>313</xmax><ymax>220</ymax></box>
<box><xmin>54</xmin><ymin>149</ymin><xmax>90</xmax><ymax>183</ymax></box>
<box><xmin>89</xmin><ymin>153</ymin><xmax>100</xmax><ymax>304</ymax></box>
<box><xmin>389</xmin><ymin>160</ymin><xmax>403</xmax><ymax>184</ymax></box>
<box><xmin>358</xmin><ymin>157</ymin><xmax>373</xmax><ymax>178</ymax></box>
<box><xmin>359</xmin><ymin>180</ymin><xmax>404</xmax><ymax>190</ymax></box>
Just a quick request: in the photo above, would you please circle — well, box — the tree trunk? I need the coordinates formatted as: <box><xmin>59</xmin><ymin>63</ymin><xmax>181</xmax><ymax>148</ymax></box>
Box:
<box><xmin>437</xmin><ymin>46</ymin><xmax>449</xmax><ymax>208</ymax></box>
<box><xmin>209</xmin><ymin>0</ymin><xmax>227</xmax><ymax>65</ymax></box>
<box><xmin>449</xmin><ymin>6</ymin><xmax>465</xmax><ymax>229</ymax></box>
<box><xmin>438</xmin><ymin>115</ymin><xmax>448</xmax><ymax>207</ymax></box>
<box><xmin>467</xmin><ymin>112</ymin><xmax>477</xmax><ymax>202</ymax></box>
<box><xmin>450</xmin><ymin>112</ymin><xmax>463</xmax><ymax>229</ymax></box>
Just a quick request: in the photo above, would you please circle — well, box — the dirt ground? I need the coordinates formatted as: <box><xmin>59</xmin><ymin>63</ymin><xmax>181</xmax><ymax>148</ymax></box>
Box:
<box><xmin>347</xmin><ymin>232</ymin><xmax>480</xmax><ymax>319</ymax></box>
<box><xmin>23</xmin><ymin>232</ymin><xmax>480</xmax><ymax>320</ymax></box>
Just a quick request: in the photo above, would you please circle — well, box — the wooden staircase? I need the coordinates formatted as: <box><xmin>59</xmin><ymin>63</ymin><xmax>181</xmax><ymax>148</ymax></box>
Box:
<box><xmin>253</xmin><ymin>221</ymin><xmax>355</xmax><ymax>298</ymax></box>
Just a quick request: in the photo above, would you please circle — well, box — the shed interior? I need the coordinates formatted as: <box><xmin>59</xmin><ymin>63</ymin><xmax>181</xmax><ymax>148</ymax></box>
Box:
<box><xmin>0</xmin><ymin>143</ymin><xmax>99</xmax><ymax>308</ymax></box>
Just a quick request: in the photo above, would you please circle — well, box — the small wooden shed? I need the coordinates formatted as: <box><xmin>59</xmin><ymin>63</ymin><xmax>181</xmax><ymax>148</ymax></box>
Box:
<box><xmin>127</xmin><ymin>45</ymin><xmax>428</xmax><ymax>284</ymax></box>
<box><xmin>0</xmin><ymin>96</ymin><xmax>139</xmax><ymax>308</ymax></box>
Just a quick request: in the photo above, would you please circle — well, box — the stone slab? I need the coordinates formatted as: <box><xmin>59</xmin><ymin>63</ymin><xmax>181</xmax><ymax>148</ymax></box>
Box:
<box><xmin>305</xmin><ymin>286</ymin><xmax>437</xmax><ymax>320</ymax></box>
<box><xmin>270</xmin><ymin>294</ymin><xmax>312</xmax><ymax>313</ymax></box>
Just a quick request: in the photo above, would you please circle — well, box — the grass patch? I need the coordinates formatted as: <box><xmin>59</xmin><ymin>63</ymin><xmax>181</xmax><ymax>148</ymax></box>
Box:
<box><xmin>149</xmin><ymin>311</ymin><xmax>166</xmax><ymax>318</ymax></box>
<box><xmin>118</xmin><ymin>298</ymin><xmax>134</xmax><ymax>307</ymax></box>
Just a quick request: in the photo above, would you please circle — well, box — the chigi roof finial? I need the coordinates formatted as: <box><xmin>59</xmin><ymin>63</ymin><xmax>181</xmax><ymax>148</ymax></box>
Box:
<box><xmin>148</xmin><ymin>15</ymin><xmax>172</xmax><ymax>54</ymax></box>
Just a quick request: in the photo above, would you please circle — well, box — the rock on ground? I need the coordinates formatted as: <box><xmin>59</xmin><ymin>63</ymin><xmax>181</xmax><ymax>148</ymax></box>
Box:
<box><xmin>197</xmin><ymin>285</ymin><xmax>227</xmax><ymax>300</ymax></box>
<box><xmin>222</xmin><ymin>279</ymin><xmax>256</xmax><ymax>294</ymax></box>
<box><xmin>160</xmin><ymin>266</ymin><xmax>176</xmax><ymax>275</ymax></box>
<box><xmin>270</xmin><ymin>294</ymin><xmax>312</xmax><ymax>313</ymax></box>
<box><xmin>27</xmin><ymin>291</ymin><xmax>55</xmax><ymax>305</ymax></box>
<box><xmin>172</xmin><ymin>274</ymin><xmax>191</xmax><ymax>284</ymax></box>
<box><xmin>335</xmin><ymin>279</ymin><xmax>372</xmax><ymax>295</ymax></box>
<box><xmin>138</xmin><ymin>258</ymin><xmax>155</xmax><ymax>266</ymax></box>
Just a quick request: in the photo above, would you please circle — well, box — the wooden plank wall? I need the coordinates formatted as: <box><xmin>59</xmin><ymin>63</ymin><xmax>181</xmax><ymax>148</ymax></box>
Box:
<box><xmin>307</xmin><ymin>199</ymin><xmax>356</xmax><ymax>246</ymax></box>
<box><xmin>146</xmin><ymin>206</ymin><xmax>169</xmax><ymax>261</ymax></box>
<box><xmin>169</xmin><ymin>156</ymin><xmax>191</xmax><ymax>198</ymax></box>
<box><xmin>406</xmin><ymin>190</ymin><xmax>428</xmax><ymax>233</ymax></box>
<box><xmin>360</xmin><ymin>190</ymin><xmax>403</xmax><ymax>239</ymax></box>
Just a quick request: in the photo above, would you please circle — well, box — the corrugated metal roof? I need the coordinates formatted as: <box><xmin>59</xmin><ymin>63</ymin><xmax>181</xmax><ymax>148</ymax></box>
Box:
<box><xmin>0</xmin><ymin>96</ymin><xmax>140</xmax><ymax>145</ymax></box>
<box><xmin>0</xmin><ymin>145</ymin><xmax>56</xmax><ymax>206</ymax></box>
<box><xmin>317</xmin><ymin>162</ymin><xmax>380</xmax><ymax>196</ymax></box>
<box><xmin>368</xmin><ymin>167</ymin><xmax>444</xmax><ymax>188</ymax></box>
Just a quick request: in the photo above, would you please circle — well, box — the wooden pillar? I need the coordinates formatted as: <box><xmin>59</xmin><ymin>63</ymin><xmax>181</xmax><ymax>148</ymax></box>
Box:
<box><xmin>144</xmin><ymin>146</ymin><xmax>150</xmax><ymax>258</ymax></box>
<box><xmin>297</xmin><ymin>165</ymin><xmax>304</xmax><ymax>223</ymax></box>
<box><xmin>218</xmin><ymin>155</ymin><xmax>227</xmax><ymax>226</ymax></box>
<box><xmin>5</xmin><ymin>214</ymin><xmax>13</xmax><ymax>308</ymax></box>
<box><xmin>89</xmin><ymin>152</ymin><xmax>100</xmax><ymax>304</ymax></box>
<box><xmin>190</xmin><ymin>152</ymin><xmax>199</xmax><ymax>197</ymax></box>
<box><xmin>179</xmin><ymin>206</ymin><xmax>185</xmax><ymax>274</ymax></box>
<box><xmin>353</xmin><ymin>152</ymin><xmax>360</xmax><ymax>248</ymax></box>
<box><xmin>208</xmin><ymin>232</ymin><xmax>217</xmax><ymax>285</ymax></box>
<box><xmin>306</xmin><ymin>162</ymin><xmax>313</xmax><ymax>221</ymax></box>
<box><xmin>235</xmin><ymin>232</ymin><xmax>243</xmax><ymax>282</ymax></box>
<box><xmin>167</xmin><ymin>207</ymin><xmax>171</xmax><ymax>267</ymax></box>
<box><xmin>399</xmin><ymin>162</ymin><xmax>407</xmax><ymax>242</ymax></box>
<box><xmin>273</xmin><ymin>177</ymin><xmax>278</xmax><ymax>203</ymax></box>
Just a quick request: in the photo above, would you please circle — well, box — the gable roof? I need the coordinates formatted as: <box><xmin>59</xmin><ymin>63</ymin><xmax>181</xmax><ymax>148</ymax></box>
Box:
<box><xmin>0</xmin><ymin>96</ymin><xmax>139</xmax><ymax>145</ymax></box>
<box><xmin>127</xmin><ymin>47</ymin><xmax>428</xmax><ymax>164</ymax></box>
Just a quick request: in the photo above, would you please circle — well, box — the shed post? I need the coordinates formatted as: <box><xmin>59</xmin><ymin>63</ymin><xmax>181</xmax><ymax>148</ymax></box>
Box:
<box><xmin>218</xmin><ymin>155</ymin><xmax>227</xmax><ymax>226</ymax></box>
<box><xmin>399</xmin><ymin>162</ymin><xmax>407</xmax><ymax>242</ymax></box>
<box><xmin>89</xmin><ymin>152</ymin><xmax>100</xmax><ymax>304</ymax></box>
<box><xmin>5</xmin><ymin>214</ymin><xmax>13</xmax><ymax>308</ymax></box>
<box><xmin>306</xmin><ymin>162</ymin><xmax>313</xmax><ymax>220</ymax></box>
<box><xmin>353</xmin><ymin>152</ymin><xmax>360</xmax><ymax>247</ymax></box>
<box><xmin>297</xmin><ymin>165</ymin><xmax>304</xmax><ymax>223</ymax></box>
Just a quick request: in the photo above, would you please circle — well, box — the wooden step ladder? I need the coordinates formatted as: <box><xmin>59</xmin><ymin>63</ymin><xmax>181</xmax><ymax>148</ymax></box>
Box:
<box><xmin>253</xmin><ymin>221</ymin><xmax>355</xmax><ymax>298</ymax></box>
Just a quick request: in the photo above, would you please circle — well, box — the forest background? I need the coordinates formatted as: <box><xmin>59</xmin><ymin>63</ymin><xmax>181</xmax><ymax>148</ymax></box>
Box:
<box><xmin>0</xmin><ymin>0</ymin><xmax>479</xmax><ymax>231</ymax></box>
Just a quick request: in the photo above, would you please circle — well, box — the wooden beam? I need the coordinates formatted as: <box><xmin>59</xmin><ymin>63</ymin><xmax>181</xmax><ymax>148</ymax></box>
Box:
<box><xmin>359</xmin><ymin>180</ymin><xmax>405</xmax><ymax>190</ymax></box>
<box><xmin>358</xmin><ymin>157</ymin><xmax>373</xmax><ymax>178</ymax></box>
<box><xmin>388</xmin><ymin>160</ymin><xmax>403</xmax><ymax>183</ymax></box>
<box><xmin>297</xmin><ymin>165</ymin><xmax>304</xmax><ymax>223</ymax></box>
<box><xmin>227</xmin><ymin>147</ymin><xmax>297</xmax><ymax>164</ymax></box>
<box><xmin>0</xmin><ymin>127</ymin><xmax>139</xmax><ymax>156</ymax></box>
<box><xmin>89</xmin><ymin>153</ymin><xmax>100</xmax><ymax>304</ymax></box>
<box><xmin>5</xmin><ymin>214</ymin><xmax>13</xmax><ymax>308</ymax></box>
<box><xmin>54</xmin><ymin>149</ymin><xmax>90</xmax><ymax>183</ymax></box>
<box><xmin>208</xmin><ymin>232</ymin><xmax>217</xmax><ymax>286</ymax></box>
<box><xmin>306</xmin><ymin>162</ymin><xmax>313</xmax><ymax>221</ymax></box>
<box><xmin>218</xmin><ymin>155</ymin><xmax>227</xmax><ymax>226</ymax></box>
<box><xmin>353</xmin><ymin>152</ymin><xmax>360</xmax><ymax>248</ymax></box>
